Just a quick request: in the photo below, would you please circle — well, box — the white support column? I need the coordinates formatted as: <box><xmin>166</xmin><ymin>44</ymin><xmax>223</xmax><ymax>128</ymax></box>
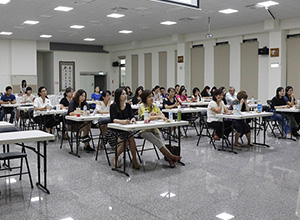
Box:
<box><xmin>167</xmin><ymin>50</ymin><xmax>175</xmax><ymax>88</ymax></box>
<box><xmin>203</xmin><ymin>40</ymin><xmax>216</xmax><ymax>87</ymax></box>
<box><xmin>176</xmin><ymin>42</ymin><xmax>191</xmax><ymax>90</ymax></box>
<box><xmin>229</xmin><ymin>36</ymin><xmax>243</xmax><ymax>90</ymax></box>
<box><xmin>125</xmin><ymin>55</ymin><xmax>132</xmax><ymax>87</ymax></box>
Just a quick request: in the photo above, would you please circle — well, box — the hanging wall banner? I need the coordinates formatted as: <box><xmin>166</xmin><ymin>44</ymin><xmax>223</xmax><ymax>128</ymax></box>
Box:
<box><xmin>59</xmin><ymin>61</ymin><xmax>75</xmax><ymax>91</ymax></box>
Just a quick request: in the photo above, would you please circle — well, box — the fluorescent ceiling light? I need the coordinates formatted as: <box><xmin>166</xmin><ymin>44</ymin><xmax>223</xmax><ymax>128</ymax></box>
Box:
<box><xmin>119</xmin><ymin>30</ymin><xmax>132</xmax><ymax>34</ymax></box>
<box><xmin>151</xmin><ymin>0</ymin><xmax>200</xmax><ymax>9</ymax></box>
<box><xmin>84</xmin><ymin>38</ymin><xmax>95</xmax><ymax>41</ymax></box>
<box><xmin>219</xmin><ymin>8</ymin><xmax>238</xmax><ymax>14</ymax></box>
<box><xmin>40</xmin><ymin>34</ymin><xmax>52</xmax><ymax>38</ymax></box>
<box><xmin>54</xmin><ymin>6</ymin><xmax>73</xmax><ymax>12</ymax></box>
<box><xmin>160</xmin><ymin>192</ymin><xmax>176</xmax><ymax>198</ymax></box>
<box><xmin>60</xmin><ymin>218</ymin><xmax>74</xmax><ymax>220</ymax></box>
<box><xmin>160</xmin><ymin>21</ymin><xmax>177</xmax><ymax>25</ymax></box>
<box><xmin>70</xmin><ymin>25</ymin><xmax>85</xmax><ymax>29</ymax></box>
<box><xmin>216</xmin><ymin>212</ymin><xmax>235</xmax><ymax>220</ymax></box>
<box><xmin>0</xmin><ymin>31</ymin><xmax>12</xmax><ymax>35</ymax></box>
<box><xmin>0</xmin><ymin>0</ymin><xmax>10</xmax><ymax>4</ymax></box>
<box><xmin>107</xmin><ymin>13</ymin><xmax>125</xmax><ymax>18</ymax></box>
<box><xmin>257</xmin><ymin>1</ymin><xmax>279</xmax><ymax>8</ymax></box>
<box><xmin>23</xmin><ymin>20</ymin><xmax>39</xmax><ymax>25</ymax></box>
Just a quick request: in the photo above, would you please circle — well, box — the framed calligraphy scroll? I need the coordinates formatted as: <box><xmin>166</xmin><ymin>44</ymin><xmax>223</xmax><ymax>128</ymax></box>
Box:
<box><xmin>59</xmin><ymin>61</ymin><xmax>75</xmax><ymax>91</ymax></box>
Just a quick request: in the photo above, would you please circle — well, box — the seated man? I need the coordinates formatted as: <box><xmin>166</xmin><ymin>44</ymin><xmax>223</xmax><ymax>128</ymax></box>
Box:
<box><xmin>0</xmin><ymin>86</ymin><xmax>16</xmax><ymax>123</ymax></box>
<box><xmin>225</xmin><ymin>86</ymin><xmax>237</xmax><ymax>106</ymax></box>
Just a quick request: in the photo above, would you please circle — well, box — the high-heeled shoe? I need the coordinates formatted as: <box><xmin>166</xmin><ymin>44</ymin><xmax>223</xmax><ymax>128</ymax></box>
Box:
<box><xmin>169</xmin><ymin>159</ymin><xmax>176</xmax><ymax>168</ymax></box>
<box><xmin>173</xmin><ymin>156</ymin><xmax>181</xmax><ymax>163</ymax></box>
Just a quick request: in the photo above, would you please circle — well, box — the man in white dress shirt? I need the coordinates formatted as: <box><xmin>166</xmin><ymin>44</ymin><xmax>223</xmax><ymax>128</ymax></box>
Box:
<box><xmin>225</xmin><ymin>86</ymin><xmax>237</xmax><ymax>106</ymax></box>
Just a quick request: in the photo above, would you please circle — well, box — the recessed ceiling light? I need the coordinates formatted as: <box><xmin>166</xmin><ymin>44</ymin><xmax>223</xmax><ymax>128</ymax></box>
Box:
<box><xmin>54</xmin><ymin>6</ymin><xmax>73</xmax><ymax>12</ymax></box>
<box><xmin>119</xmin><ymin>30</ymin><xmax>132</xmax><ymax>34</ymax></box>
<box><xmin>160</xmin><ymin>21</ymin><xmax>177</xmax><ymax>25</ymax></box>
<box><xmin>160</xmin><ymin>192</ymin><xmax>176</xmax><ymax>198</ymax></box>
<box><xmin>257</xmin><ymin>1</ymin><xmax>279</xmax><ymax>8</ymax></box>
<box><xmin>23</xmin><ymin>20</ymin><xmax>39</xmax><ymax>25</ymax></box>
<box><xmin>0</xmin><ymin>31</ymin><xmax>12</xmax><ymax>35</ymax></box>
<box><xmin>216</xmin><ymin>212</ymin><xmax>235</xmax><ymax>220</ymax></box>
<box><xmin>0</xmin><ymin>0</ymin><xmax>10</xmax><ymax>4</ymax></box>
<box><xmin>70</xmin><ymin>25</ymin><xmax>85</xmax><ymax>29</ymax></box>
<box><xmin>219</xmin><ymin>8</ymin><xmax>238</xmax><ymax>14</ymax></box>
<box><xmin>107</xmin><ymin>13</ymin><xmax>125</xmax><ymax>18</ymax></box>
<box><xmin>60</xmin><ymin>218</ymin><xmax>74</xmax><ymax>220</ymax></box>
<box><xmin>84</xmin><ymin>38</ymin><xmax>95</xmax><ymax>41</ymax></box>
<box><xmin>40</xmin><ymin>35</ymin><xmax>52</xmax><ymax>38</ymax></box>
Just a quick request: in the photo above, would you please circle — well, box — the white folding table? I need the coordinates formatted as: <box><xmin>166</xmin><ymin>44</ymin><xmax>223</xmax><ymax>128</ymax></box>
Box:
<box><xmin>107</xmin><ymin>120</ymin><xmax>188</xmax><ymax>176</ymax></box>
<box><xmin>0</xmin><ymin>130</ymin><xmax>54</xmax><ymax>194</ymax></box>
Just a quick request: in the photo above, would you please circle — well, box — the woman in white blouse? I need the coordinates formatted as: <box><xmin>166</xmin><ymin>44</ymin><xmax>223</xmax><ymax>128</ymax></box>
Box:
<box><xmin>34</xmin><ymin>86</ymin><xmax>59</xmax><ymax>134</ymax></box>
<box><xmin>207</xmin><ymin>89</ymin><xmax>232</xmax><ymax>140</ymax></box>
<box><xmin>96</xmin><ymin>91</ymin><xmax>112</xmax><ymax>146</ymax></box>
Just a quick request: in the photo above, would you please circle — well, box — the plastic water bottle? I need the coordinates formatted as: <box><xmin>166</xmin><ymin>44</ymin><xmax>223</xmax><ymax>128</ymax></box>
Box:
<box><xmin>144</xmin><ymin>109</ymin><xmax>150</xmax><ymax>124</ymax></box>
<box><xmin>233</xmin><ymin>105</ymin><xmax>237</xmax><ymax>115</ymax></box>
<box><xmin>251</xmin><ymin>96</ymin><xmax>254</xmax><ymax>104</ymax></box>
<box><xmin>46</xmin><ymin>103</ymin><xmax>50</xmax><ymax>112</ymax></box>
<box><xmin>236</xmin><ymin>103</ymin><xmax>241</xmax><ymax>115</ymax></box>
<box><xmin>169</xmin><ymin>111</ymin><xmax>173</xmax><ymax>122</ymax></box>
<box><xmin>297</xmin><ymin>99</ymin><xmax>300</xmax><ymax>109</ymax></box>
<box><xmin>177</xmin><ymin>105</ymin><xmax>182</xmax><ymax>122</ymax></box>
<box><xmin>197</xmin><ymin>96</ymin><xmax>200</xmax><ymax>102</ymax></box>
<box><xmin>257</xmin><ymin>103</ymin><xmax>262</xmax><ymax>113</ymax></box>
<box><xmin>83</xmin><ymin>105</ymin><xmax>87</xmax><ymax>116</ymax></box>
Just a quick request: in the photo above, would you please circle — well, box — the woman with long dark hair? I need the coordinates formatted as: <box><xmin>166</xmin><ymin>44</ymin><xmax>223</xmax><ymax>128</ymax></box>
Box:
<box><xmin>132</xmin><ymin>86</ymin><xmax>143</xmax><ymax>105</ymax></box>
<box><xmin>191</xmin><ymin>87</ymin><xmax>201</xmax><ymax>102</ymax></box>
<box><xmin>285</xmin><ymin>86</ymin><xmax>300</xmax><ymax>125</ymax></box>
<box><xmin>201</xmin><ymin>86</ymin><xmax>210</xmax><ymax>98</ymax></box>
<box><xmin>20</xmin><ymin>80</ymin><xmax>27</xmax><ymax>94</ymax></box>
<box><xmin>67</xmin><ymin>89</ymin><xmax>94</xmax><ymax>151</ymax></box>
<box><xmin>108</xmin><ymin>88</ymin><xmax>140</xmax><ymax>169</ymax></box>
<box><xmin>60</xmin><ymin>87</ymin><xmax>73</xmax><ymax>109</ymax></box>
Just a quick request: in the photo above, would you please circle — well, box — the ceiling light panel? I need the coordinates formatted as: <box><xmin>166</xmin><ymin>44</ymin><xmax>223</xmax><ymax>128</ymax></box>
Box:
<box><xmin>107</xmin><ymin>13</ymin><xmax>125</xmax><ymax>18</ymax></box>
<box><xmin>160</xmin><ymin>21</ymin><xmax>177</xmax><ymax>25</ymax></box>
<box><xmin>54</xmin><ymin>6</ymin><xmax>74</xmax><ymax>12</ymax></box>
<box><xmin>40</xmin><ymin>35</ymin><xmax>52</xmax><ymax>38</ymax></box>
<box><xmin>84</xmin><ymin>38</ymin><xmax>95</xmax><ymax>41</ymax></box>
<box><xmin>119</xmin><ymin>30</ymin><xmax>132</xmax><ymax>34</ymax></box>
<box><xmin>0</xmin><ymin>31</ymin><xmax>12</xmax><ymax>35</ymax></box>
<box><xmin>219</xmin><ymin>8</ymin><xmax>238</xmax><ymax>14</ymax></box>
<box><xmin>257</xmin><ymin>1</ymin><xmax>279</xmax><ymax>8</ymax></box>
<box><xmin>0</xmin><ymin>0</ymin><xmax>10</xmax><ymax>4</ymax></box>
<box><xmin>23</xmin><ymin>20</ymin><xmax>39</xmax><ymax>25</ymax></box>
<box><xmin>70</xmin><ymin>25</ymin><xmax>85</xmax><ymax>29</ymax></box>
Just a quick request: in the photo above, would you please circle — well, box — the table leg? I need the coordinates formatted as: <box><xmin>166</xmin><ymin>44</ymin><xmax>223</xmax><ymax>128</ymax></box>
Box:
<box><xmin>112</xmin><ymin>132</ymin><xmax>129</xmax><ymax>176</ymax></box>
<box><xmin>253</xmin><ymin>117</ymin><xmax>270</xmax><ymax>147</ymax></box>
<box><xmin>35</xmin><ymin>141</ymin><xmax>50</xmax><ymax>194</ymax></box>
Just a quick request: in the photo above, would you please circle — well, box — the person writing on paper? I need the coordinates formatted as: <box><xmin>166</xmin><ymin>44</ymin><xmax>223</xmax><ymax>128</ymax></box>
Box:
<box><xmin>232</xmin><ymin>91</ymin><xmax>253</xmax><ymax>147</ymax></box>
<box><xmin>207</xmin><ymin>89</ymin><xmax>232</xmax><ymax>140</ymax></box>
<box><xmin>0</xmin><ymin>86</ymin><xmax>16</xmax><ymax>123</ymax></box>
<box><xmin>138</xmin><ymin>90</ymin><xmax>182</xmax><ymax>168</ymax></box>
<box><xmin>108</xmin><ymin>88</ymin><xmax>140</xmax><ymax>169</ymax></box>
<box><xmin>22</xmin><ymin>87</ymin><xmax>35</xmax><ymax>103</ymax></box>
<box><xmin>60</xmin><ymin>87</ymin><xmax>73</xmax><ymax>110</ymax></box>
<box><xmin>34</xmin><ymin>86</ymin><xmax>59</xmax><ymax>134</ymax></box>
<box><xmin>67</xmin><ymin>89</ymin><xmax>94</xmax><ymax>152</ymax></box>
<box><xmin>191</xmin><ymin>87</ymin><xmax>201</xmax><ymax>102</ymax></box>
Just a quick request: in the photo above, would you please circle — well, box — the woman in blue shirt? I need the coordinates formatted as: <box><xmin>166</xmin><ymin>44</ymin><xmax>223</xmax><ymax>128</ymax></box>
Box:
<box><xmin>91</xmin><ymin>86</ymin><xmax>101</xmax><ymax>109</ymax></box>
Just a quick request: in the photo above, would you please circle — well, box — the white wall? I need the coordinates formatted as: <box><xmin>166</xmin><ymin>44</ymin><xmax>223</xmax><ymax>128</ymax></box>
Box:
<box><xmin>52</xmin><ymin>51</ymin><xmax>110</xmax><ymax>94</ymax></box>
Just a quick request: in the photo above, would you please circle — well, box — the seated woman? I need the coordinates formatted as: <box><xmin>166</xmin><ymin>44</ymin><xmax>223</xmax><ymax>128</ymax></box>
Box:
<box><xmin>108</xmin><ymin>88</ymin><xmax>140</xmax><ymax>169</ymax></box>
<box><xmin>232</xmin><ymin>91</ymin><xmax>253</xmax><ymax>147</ymax></box>
<box><xmin>271</xmin><ymin>87</ymin><xmax>299</xmax><ymax>137</ymax></box>
<box><xmin>163</xmin><ymin>87</ymin><xmax>179</xmax><ymax>109</ymax></box>
<box><xmin>207</xmin><ymin>89</ymin><xmax>232</xmax><ymax>140</ymax></box>
<box><xmin>22</xmin><ymin>87</ymin><xmax>35</xmax><ymax>103</ymax></box>
<box><xmin>210</xmin><ymin>86</ymin><xmax>217</xmax><ymax>97</ymax></box>
<box><xmin>176</xmin><ymin>88</ymin><xmax>189</xmax><ymax>106</ymax></box>
<box><xmin>285</xmin><ymin>86</ymin><xmax>300</xmax><ymax>126</ymax></box>
<box><xmin>132</xmin><ymin>86</ymin><xmax>143</xmax><ymax>105</ymax></box>
<box><xmin>175</xmin><ymin>84</ymin><xmax>180</xmax><ymax>95</ymax></box>
<box><xmin>191</xmin><ymin>87</ymin><xmax>201</xmax><ymax>102</ymax></box>
<box><xmin>201</xmin><ymin>86</ymin><xmax>210</xmax><ymax>98</ymax></box>
<box><xmin>219</xmin><ymin>86</ymin><xmax>227</xmax><ymax>105</ymax></box>
<box><xmin>95</xmin><ymin>91</ymin><xmax>112</xmax><ymax>143</ymax></box>
<box><xmin>33</xmin><ymin>86</ymin><xmax>59</xmax><ymax>134</ymax></box>
<box><xmin>138</xmin><ymin>90</ymin><xmax>181</xmax><ymax>168</ymax></box>
<box><xmin>125</xmin><ymin>86</ymin><xmax>134</xmax><ymax>101</ymax></box>
<box><xmin>67</xmin><ymin>89</ymin><xmax>94</xmax><ymax>152</ymax></box>
<box><xmin>91</xmin><ymin>86</ymin><xmax>101</xmax><ymax>109</ymax></box>
<box><xmin>60</xmin><ymin>87</ymin><xmax>73</xmax><ymax>110</ymax></box>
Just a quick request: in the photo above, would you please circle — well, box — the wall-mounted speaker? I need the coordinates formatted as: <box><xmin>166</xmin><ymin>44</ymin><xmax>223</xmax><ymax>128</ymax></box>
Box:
<box><xmin>112</xmin><ymin>61</ymin><xmax>120</xmax><ymax>67</ymax></box>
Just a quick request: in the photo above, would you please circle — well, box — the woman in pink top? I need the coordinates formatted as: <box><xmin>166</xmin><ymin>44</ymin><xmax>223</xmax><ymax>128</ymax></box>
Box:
<box><xmin>176</xmin><ymin>88</ymin><xmax>189</xmax><ymax>106</ymax></box>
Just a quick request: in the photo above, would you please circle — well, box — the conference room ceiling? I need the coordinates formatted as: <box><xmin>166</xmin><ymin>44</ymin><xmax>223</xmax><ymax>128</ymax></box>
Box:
<box><xmin>0</xmin><ymin>0</ymin><xmax>300</xmax><ymax>46</ymax></box>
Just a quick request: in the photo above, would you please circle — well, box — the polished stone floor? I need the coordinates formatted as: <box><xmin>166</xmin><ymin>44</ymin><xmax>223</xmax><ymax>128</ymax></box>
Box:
<box><xmin>1</xmin><ymin>127</ymin><xmax>300</xmax><ymax>220</ymax></box>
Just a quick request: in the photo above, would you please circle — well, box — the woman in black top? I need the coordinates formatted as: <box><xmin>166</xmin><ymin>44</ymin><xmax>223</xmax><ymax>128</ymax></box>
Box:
<box><xmin>132</xmin><ymin>86</ymin><xmax>143</xmax><ymax>105</ymax></box>
<box><xmin>285</xmin><ymin>86</ymin><xmax>300</xmax><ymax>125</ymax></box>
<box><xmin>60</xmin><ymin>87</ymin><xmax>73</xmax><ymax>109</ymax></box>
<box><xmin>270</xmin><ymin>87</ymin><xmax>296</xmax><ymax>136</ymax></box>
<box><xmin>67</xmin><ymin>89</ymin><xmax>94</xmax><ymax>152</ymax></box>
<box><xmin>125</xmin><ymin>86</ymin><xmax>133</xmax><ymax>101</ymax></box>
<box><xmin>201</xmin><ymin>86</ymin><xmax>210</xmax><ymax>98</ymax></box>
<box><xmin>210</xmin><ymin>86</ymin><xmax>217</xmax><ymax>97</ymax></box>
<box><xmin>109</xmin><ymin>88</ymin><xmax>140</xmax><ymax>169</ymax></box>
<box><xmin>163</xmin><ymin>87</ymin><xmax>178</xmax><ymax>109</ymax></box>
